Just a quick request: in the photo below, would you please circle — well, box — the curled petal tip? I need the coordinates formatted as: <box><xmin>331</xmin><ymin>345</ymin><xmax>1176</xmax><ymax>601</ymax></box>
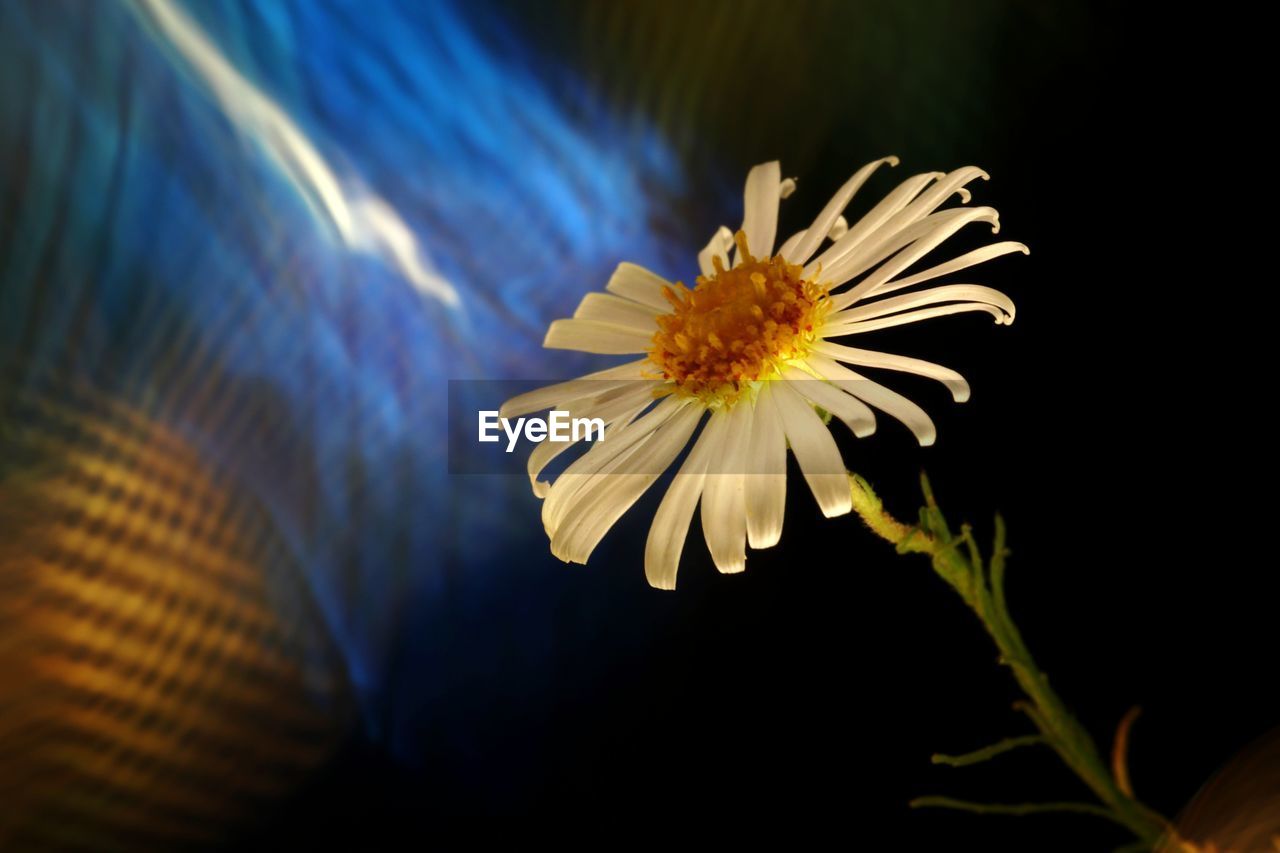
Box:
<box><xmin>956</xmin><ymin>187</ymin><xmax>972</xmax><ymax>204</ymax></box>
<box><xmin>885</xmin><ymin>155</ymin><xmax>901</xmax><ymax>167</ymax></box>
<box><xmin>853</xmin><ymin>424</ymin><xmax>876</xmax><ymax>439</ymax></box>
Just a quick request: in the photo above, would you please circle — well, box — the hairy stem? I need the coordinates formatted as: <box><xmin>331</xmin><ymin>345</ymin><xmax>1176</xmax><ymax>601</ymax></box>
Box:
<box><xmin>847</xmin><ymin>472</ymin><xmax>1191</xmax><ymax>851</ymax></box>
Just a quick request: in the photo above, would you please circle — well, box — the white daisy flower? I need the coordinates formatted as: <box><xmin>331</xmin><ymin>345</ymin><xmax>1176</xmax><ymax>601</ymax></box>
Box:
<box><xmin>502</xmin><ymin>158</ymin><xmax>1024</xmax><ymax>589</ymax></box>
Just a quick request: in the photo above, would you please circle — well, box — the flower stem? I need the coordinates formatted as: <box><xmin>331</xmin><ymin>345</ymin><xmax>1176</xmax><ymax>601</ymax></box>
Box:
<box><xmin>847</xmin><ymin>472</ymin><xmax>1194</xmax><ymax>852</ymax></box>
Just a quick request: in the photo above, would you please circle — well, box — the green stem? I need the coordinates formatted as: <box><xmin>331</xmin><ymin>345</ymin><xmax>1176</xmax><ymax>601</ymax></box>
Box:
<box><xmin>847</xmin><ymin>472</ymin><xmax>1188</xmax><ymax>852</ymax></box>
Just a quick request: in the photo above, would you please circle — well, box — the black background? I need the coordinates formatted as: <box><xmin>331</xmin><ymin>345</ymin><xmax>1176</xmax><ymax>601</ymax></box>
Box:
<box><xmin>246</xmin><ymin>2</ymin><xmax>1269</xmax><ymax>849</ymax></box>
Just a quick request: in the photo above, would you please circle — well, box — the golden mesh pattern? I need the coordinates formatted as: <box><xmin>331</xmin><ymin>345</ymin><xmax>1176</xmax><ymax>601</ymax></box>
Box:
<box><xmin>0</xmin><ymin>387</ymin><xmax>352</xmax><ymax>851</ymax></box>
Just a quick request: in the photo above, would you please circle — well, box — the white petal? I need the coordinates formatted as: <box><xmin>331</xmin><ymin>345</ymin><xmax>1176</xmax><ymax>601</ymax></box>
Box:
<box><xmin>644</xmin><ymin>414</ymin><xmax>721</xmax><ymax>590</ymax></box>
<box><xmin>777</xmin><ymin>229</ymin><xmax>808</xmax><ymax>261</ymax></box>
<box><xmin>864</xmin><ymin>241</ymin><xmax>1029</xmax><ymax>298</ymax></box>
<box><xmin>837</xmin><ymin>207</ymin><xmax>1002</xmax><ymax>304</ymax></box>
<box><xmin>804</xmin><ymin>171</ymin><xmax>940</xmax><ymax>275</ymax></box>
<box><xmin>770</xmin><ymin>380</ymin><xmax>852</xmax><ymax>518</ymax></box>
<box><xmin>500</xmin><ymin>358</ymin><xmax>651</xmax><ymax>418</ymax></box>
<box><xmin>824</xmin><ymin>302</ymin><xmax>1012</xmax><ymax>334</ymax></box>
<box><xmin>744</xmin><ymin>384</ymin><xmax>787</xmax><ymax>549</ymax></box>
<box><xmin>544</xmin><ymin>319</ymin><xmax>655</xmax><ymax>354</ymax></box>
<box><xmin>543</xmin><ymin>395</ymin><xmax>687</xmax><ymax>534</ymax></box>
<box><xmin>828</xmin><ymin>284</ymin><xmax>1015</xmax><ymax>328</ymax></box>
<box><xmin>526</xmin><ymin>384</ymin><xmax>660</xmax><ymax>496</ymax></box>
<box><xmin>787</xmin><ymin>156</ymin><xmax>899</xmax><ymax>265</ymax></box>
<box><xmin>810</xmin><ymin>168</ymin><xmax>988</xmax><ymax>289</ymax></box>
<box><xmin>735</xmin><ymin>161</ymin><xmax>782</xmax><ymax>264</ymax></box>
<box><xmin>551</xmin><ymin>404</ymin><xmax>703</xmax><ymax>564</ymax></box>
<box><xmin>700</xmin><ymin>403</ymin><xmax>751</xmax><ymax>573</ymax></box>
<box><xmin>825</xmin><ymin>207</ymin><xmax>1001</xmax><ymax>303</ymax></box>
<box><xmin>812</xmin><ymin>341</ymin><xmax>970</xmax><ymax>402</ymax></box>
<box><xmin>827</xmin><ymin>215</ymin><xmax>849</xmax><ymax>241</ymax></box>
<box><xmin>778</xmin><ymin>177</ymin><xmax>797</xmax><ymax>199</ymax></box>
<box><xmin>894</xmin><ymin>166</ymin><xmax>989</xmax><ymax>224</ymax></box>
<box><xmin>605</xmin><ymin>262</ymin><xmax>672</xmax><ymax>311</ymax></box>
<box><xmin>810</xmin><ymin>196</ymin><xmax>966</xmax><ymax>289</ymax></box>
<box><xmin>781</xmin><ymin>365</ymin><xmax>877</xmax><ymax>436</ymax></box>
<box><xmin>806</xmin><ymin>353</ymin><xmax>936</xmax><ymax>446</ymax></box>
<box><xmin>572</xmin><ymin>292</ymin><xmax>661</xmax><ymax>329</ymax></box>
<box><xmin>697</xmin><ymin>226</ymin><xmax>734</xmax><ymax>278</ymax></box>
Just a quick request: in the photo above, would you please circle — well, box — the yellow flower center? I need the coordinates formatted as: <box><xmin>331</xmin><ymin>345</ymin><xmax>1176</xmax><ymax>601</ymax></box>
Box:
<box><xmin>649</xmin><ymin>231</ymin><xmax>831</xmax><ymax>406</ymax></box>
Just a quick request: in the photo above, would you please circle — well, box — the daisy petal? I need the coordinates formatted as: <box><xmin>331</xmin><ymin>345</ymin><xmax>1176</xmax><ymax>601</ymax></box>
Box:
<box><xmin>895</xmin><ymin>166</ymin><xmax>989</xmax><ymax>223</ymax></box>
<box><xmin>700</xmin><ymin>403</ymin><xmax>751</xmax><ymax>573</ymax></box>
<box><xmin>824</xmin><ymin>207</ymin><xmax>1001</xmax><ymax>302</ymax></box>
<box><xmin>836</xmin><ymin>207</ymin><xmax>1002</xmax><ymax>305</ymax></box>
<box><xmin>526</xmin><ymin>384</ymin><xmax>660</xmax><ymax>496</ymax></box>
<box><xmin>744</xmin><ymin>384</ymin><xmax>787</xmax><ymax>549</ymax></box>
<box><xmin>813</xmin><ymin>341</ymin><xmax>970</xmax><ymax>402</ymax></box>
<box><xmin>781</xmin><ymin>365</ymin><xmax>877</xmax><ymax>436</ymax></box>
<box><xmin>771</xmin><ymin>380</ymin><xmax>852</xmax><ymax>517</ymax></box>
<box><xmin>812</xmin><ymin>205</ymin><xmax>975</xmax><ymax>291</ymax></box>
<box><xmin>865</xmin><ymin>241</ymin><xmax>1029</xmax><ymax>298</ymax></box>
<box><xmin>544</xmin><ymin>319</ymin><xmax>655</xmax><ymax>354</ymax></box>
<box><xmin>825</xmin><ymin>303</ymin><xmax>1012</xmax><ymax>334</ymax></box>
<box><xmin>739</xmin><ymin>161</ymin><xmax>782</xmax><ymax>263</ymax></box>
<box><xmin>777</xmin><ymin>229</ymin><xmax>808</xmax><ymax>261</ymax></box>
<box><xmin>605</xmin><ymin>262</ymin><xmax>673</xmax><ymax>311</ymax></box>
<box><xmin>572</xmin><ymin>292</ymin><xmax>661</xmax><ymax>329</ymax></box>
<box><xmin>500</xmin><ymin>358</ymin><xmax>651</xmax><ymax>419</ymax></box>
<box><xmin>644</xmin><ymin>414</ymin><xmax>721</xmax><ymax>589</ymax></box>
<box><xmin>551</xmin><ymin>404</ymin><xmax>703</xmax><ymax>564</ymax></box>
<box><xmin>805</xmin><ymin>171</ymin><xmax>942</xmax><ymax>273</ymax></box>
<box><xmin>698</xmin><ymin>226</ymin><xmax>734</xmax><ymax>278</ymax></box>
<box><xmin>543</xmin><ymin>395</ymin><xmax>686</xmax><ymax>534</ymax></box>
<box><xmin>828</xmin><ymin>284</ymin><xmax>1015</xmax><ymax>328</ymax></box>
<box><xmin>806</xmin><ymin>353</ymin><xmax>936</xmax><ymax>446</ymax></box>
<box><xmin>787</xmin><ymin>156</ymin><xmax>899</xmax><ymax>265</ymax></box>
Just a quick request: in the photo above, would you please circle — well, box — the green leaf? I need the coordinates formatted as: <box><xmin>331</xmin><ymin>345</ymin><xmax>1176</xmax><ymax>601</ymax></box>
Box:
<box><xmin>910</xmin><ymin>796</ymin><xmax>1122</xmax><ymax>824</ymax></box>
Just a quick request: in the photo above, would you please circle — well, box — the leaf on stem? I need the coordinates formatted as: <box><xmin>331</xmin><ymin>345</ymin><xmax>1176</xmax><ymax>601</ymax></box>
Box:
<box><xmin>931</xmin><ymin>734</ymin><xmax>1046</xmax><ymax>767</ymax></box>
<box><xmin>1111</xmin><ymin>706</ymin><xmax>1143</xmax><ymax>798</ymax></box>
<box><xmin>910</xmin><ymin>796</ymin><xmax>1122</xmax><ymax>824</ymax></box>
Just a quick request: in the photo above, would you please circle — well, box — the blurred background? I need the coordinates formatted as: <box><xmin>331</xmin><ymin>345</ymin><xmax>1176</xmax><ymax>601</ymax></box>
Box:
<box><xmin>1</xmin><ymin>0</ymin><xmax>1271</xmax><ymax>849</ymax></box>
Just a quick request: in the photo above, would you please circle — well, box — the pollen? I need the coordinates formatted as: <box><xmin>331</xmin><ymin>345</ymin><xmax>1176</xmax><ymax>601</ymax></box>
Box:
<box><xmin>649</xmin><ymin>230</ymin><xmax>831</xmax><ymax>406</ymax></box>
